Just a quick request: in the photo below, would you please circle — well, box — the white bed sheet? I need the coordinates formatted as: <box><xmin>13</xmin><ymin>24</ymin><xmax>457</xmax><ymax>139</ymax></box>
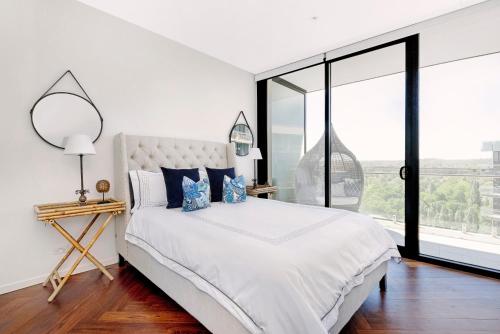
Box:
<box><xmin>125</xmin><ymin>197</ymin><xmax>400</xmax><ymax>334</ymax></box>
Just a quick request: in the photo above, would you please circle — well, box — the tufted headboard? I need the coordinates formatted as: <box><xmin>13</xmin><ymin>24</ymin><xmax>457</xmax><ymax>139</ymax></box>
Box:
<box><xmin>113</xmin><ymin>133</ymin><xmax>237</xmax><ymax>258</ymax></box>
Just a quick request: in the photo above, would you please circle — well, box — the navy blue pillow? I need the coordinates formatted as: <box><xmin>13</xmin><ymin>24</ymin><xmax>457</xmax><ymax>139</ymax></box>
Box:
<box><xmin>161</xmin><ymin>168</ymin><xmax>200</xmax><ymax>209</ymax></box>
<box><xmin>206</xmin><ymin>167</ymin><xmax>236</xmax><ymax>202</ymax></box>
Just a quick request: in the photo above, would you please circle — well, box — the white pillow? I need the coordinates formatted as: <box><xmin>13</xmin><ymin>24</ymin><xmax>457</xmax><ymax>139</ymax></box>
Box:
<box><xmin>199</xmin><ymin>169</ymin><xmax>208</xmax><ymax>181</ymax></box>
<box><xmin>129</xmin><ymin>171</ymin><xmax>140</xmax><ymax>213</ymax></box>
<box><xmin>129</xmin><ymin>170</ymin><xmax>167</xmax><ymax>211</ymax></box>
<box><xmin>129</xmin><ymin>169</ymin><xmax>208</xmax><ymax>212</ymax></box>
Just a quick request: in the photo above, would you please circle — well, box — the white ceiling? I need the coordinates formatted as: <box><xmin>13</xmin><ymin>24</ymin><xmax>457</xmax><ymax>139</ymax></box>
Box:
<box><xmin>77</xmin><ymin>0</ymin><xmax>486</xmax><ymax>74</ymax></box>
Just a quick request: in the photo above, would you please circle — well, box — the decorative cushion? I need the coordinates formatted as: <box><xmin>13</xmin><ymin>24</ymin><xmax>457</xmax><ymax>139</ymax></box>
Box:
<box><xmin>222</xmin><ymin>175</ymin><xmax>247</xmax><ymax>203</ymax></box>
<box><xmin>161</xmin><ymin>167</ymin><xmax>200</xmax><ymax>209</ymax></box>
<box><xmin>199</xmin><ymin>169</ymin><xmax>211</xmax><ymax>200</ymax></box>
<box><xmin>182</xmin><ymin>176</ymin><xmax>211</xmax><ymax>212</ymax></box>
<box><xmin>332</xmin><ymin>182</ymin><xmax>346</xmax><ymax>197</ymax></box>
<box><xmin>129</xmin><ymin>170</ymin><xmax>167</xmax><ymax>211</ymax></box>
<box><xmin>206</xmin><ymin>167</ymin><xmax>236</xmax><ymax>202</ymax></box>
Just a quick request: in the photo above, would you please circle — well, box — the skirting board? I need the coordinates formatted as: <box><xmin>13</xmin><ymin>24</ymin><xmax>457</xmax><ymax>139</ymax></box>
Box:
<box><xmin>0</xmin><ymin>256</ymin><xmax>118</xmax><ymax>295</ymax></box>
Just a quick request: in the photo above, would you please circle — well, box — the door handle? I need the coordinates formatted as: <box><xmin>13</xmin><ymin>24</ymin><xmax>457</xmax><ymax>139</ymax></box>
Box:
<box><xmin>399</xmin><ymin>166</ymin><xmax>408</xmax><ymax>180</ymax></box>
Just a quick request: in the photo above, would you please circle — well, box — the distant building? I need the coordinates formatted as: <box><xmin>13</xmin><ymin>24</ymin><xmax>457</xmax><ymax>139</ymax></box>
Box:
<box><xmin>481</xmin><ymin>141</ymin><xmax>500</xmax><ymax>237</ymax></box>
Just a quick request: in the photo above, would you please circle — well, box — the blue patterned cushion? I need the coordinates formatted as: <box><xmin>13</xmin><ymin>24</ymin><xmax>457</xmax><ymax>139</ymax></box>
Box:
<box><xmin>182</xmin><ymin>176</ymin><xmax>211</xmax><ymax>212</ymax></box>
<box><xmin>222</xmin><ymin>175</ymin><xmax>247</xmax><ymax>203</ymax></box>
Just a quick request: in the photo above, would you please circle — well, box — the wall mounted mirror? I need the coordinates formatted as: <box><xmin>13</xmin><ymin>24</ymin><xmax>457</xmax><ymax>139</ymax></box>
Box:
<box><xmin>229</xmin><ymin>111</ymin><xmax>254</xmax><ymax>156</ymax></box>
<box><xmin>31</xmin><ymin>93</ymin><xmax>102</xmax><ymax>149</ymax></box>
<box><xmin>30</xmin><ymin>70</ymin><xmax>103</xmax><ymax>149</ymax></box>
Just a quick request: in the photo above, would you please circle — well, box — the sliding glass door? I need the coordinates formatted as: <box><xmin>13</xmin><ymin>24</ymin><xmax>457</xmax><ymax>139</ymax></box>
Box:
<box><xmin>266</xmin><ymin>39</ymin><xmax>416</xmax><ymax>250</ymax></box>
<box><xmin>419</xmin><ymin>53</ymin><xmax>500</xmax><ymax>270</ymax></box>
<box><xmin>259</xmin><ymin>33</ymin><xmax>499</xmax><ymax>276</ymax></box>
<box><xmin>330</xmin><ymin>43</ymin><xmax>407</xmax><ymax>246</ymax></box>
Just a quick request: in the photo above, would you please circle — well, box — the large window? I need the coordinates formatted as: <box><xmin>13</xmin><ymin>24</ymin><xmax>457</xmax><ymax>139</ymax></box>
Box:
<box><xmin>259</xmin><ymin>15</ymin><xmax>500</xmax><ymax>275</ymax></box>
<box><xmin>419</xmin><ymin>53</ymin><xmax>500</xmax><ymax>270</ymax></box>
<box><xmin>267</xmin><ymin>42</ymin><xmax>410</xmax><ymax>247</ymax></box>
<box><xmin>269</xmin><ymin>66</ymin><xmax>324</xmax><ymax>205</ymax></box>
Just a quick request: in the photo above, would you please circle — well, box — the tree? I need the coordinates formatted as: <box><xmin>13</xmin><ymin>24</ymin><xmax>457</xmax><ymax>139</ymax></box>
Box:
<box><xmin>433</xmin><ymin>204</ymin><xmax>442</xmax><ymax>223</ymax></box>
<box><xmin>470</xmin><ymin>180</ymin><xmax>481</xmax><ymax>207</ymax></box>
<box><xmin>438</xmin><ymin>206</ymin><xmax>449</xmax><ymax>222</ymax></box>
<box><xmin>466</xmin><ymin>207</ymin><xmax>479</xmax><ymax>233</ymax></box>
<box><xmin>454</xmin><ymin>209</ymin><xmax>463</xmax><ymax>223</ymax></box>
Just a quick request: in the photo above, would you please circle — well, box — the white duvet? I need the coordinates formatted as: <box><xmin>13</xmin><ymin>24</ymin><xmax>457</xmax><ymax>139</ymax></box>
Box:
<box><xmin>125</xmin><ymin>197</ymin><xmax>400</xmax><ymax>334</ymax></box>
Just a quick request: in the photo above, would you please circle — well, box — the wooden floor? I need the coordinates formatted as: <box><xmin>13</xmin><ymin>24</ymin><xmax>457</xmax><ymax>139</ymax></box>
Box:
<box><xmin>0</xmin><ymin>259</ymin><xmax>499</xmax><ymax>334</ymax></box>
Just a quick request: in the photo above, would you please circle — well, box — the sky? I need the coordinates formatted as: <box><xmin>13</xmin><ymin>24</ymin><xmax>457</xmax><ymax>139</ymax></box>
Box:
<box><xmin>303</xmin><ymin>52</ymin><xmax>500</xmax><ymax>161</ymax></box>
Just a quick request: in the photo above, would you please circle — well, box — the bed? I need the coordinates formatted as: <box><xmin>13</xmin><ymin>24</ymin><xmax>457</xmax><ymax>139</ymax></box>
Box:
<box><xmin>114</xmin><ymin>133</ymin><xmax>400</xmax><ymax>334</ymax></box>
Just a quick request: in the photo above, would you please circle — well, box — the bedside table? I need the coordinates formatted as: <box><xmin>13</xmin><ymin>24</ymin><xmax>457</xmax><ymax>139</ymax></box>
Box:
<box><xmin>34</xmin><ymin>198</ymin><xmax>125</xmax><ymax>302</ymax></box>
<box><xmin>246</xmin><ymin>184</ymin><xmax>278</xmax><ymax>198</ymax></box>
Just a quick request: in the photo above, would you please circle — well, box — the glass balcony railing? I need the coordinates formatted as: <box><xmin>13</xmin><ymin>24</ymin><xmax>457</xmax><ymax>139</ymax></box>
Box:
<box><xmin>362</xmin><ymin>166</ymin><xmax>500</xmax><ymax>237</ymax></box>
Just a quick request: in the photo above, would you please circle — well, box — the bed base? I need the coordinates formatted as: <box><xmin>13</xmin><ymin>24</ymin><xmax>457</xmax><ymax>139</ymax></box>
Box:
<box><xmin>118</xmin><ymin>254</ymin><xmax>126</xmax><ymax>267</ymax></box>
<box><xmin>121</xmin><ymin>243</ymin><xmax>388</xmax><ymax>334</ymax></box>
<box><xmin>379</xmin><ymin>275</ymin><xmax>387</xmax><ymax>291</ymax></box>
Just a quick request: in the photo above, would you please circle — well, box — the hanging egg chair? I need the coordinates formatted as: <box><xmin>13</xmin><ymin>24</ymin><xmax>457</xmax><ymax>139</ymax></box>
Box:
<box><xmin>295</xmin><ymin>125</ymin><xmax>364</xmax><ymax>211</ymax></box>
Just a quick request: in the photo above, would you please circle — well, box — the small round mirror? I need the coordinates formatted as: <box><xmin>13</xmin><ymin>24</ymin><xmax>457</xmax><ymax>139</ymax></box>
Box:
<box><xmin>230</xmin><ymin>124</ymin><xmax>254</xmax><ymax>156</ymax></box>
<box><xmin>31</xmin><ymin>92</ymin><xmax>103</xmax><ymax>149</ymax></box>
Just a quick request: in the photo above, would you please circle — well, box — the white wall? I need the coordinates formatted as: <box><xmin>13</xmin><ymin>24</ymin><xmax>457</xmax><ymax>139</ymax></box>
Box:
<box><xmin>0</xmin><ymin>0</ymin><xmax>256</xmax><ymax>293</ymax></box>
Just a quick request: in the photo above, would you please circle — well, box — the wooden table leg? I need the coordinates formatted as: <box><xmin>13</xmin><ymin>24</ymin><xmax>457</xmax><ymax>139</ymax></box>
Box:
<box><xmin>47</xmin><ymin>212</ymin><xmax>116</xmax><ymax>302</ymax></box>
<box><xmin>50</xmin><ymin>218</ymin><xmax>114</xmax><ymax>280</ymax></box>
<box><xmin>43</xmin><ymin>214</ymin><xmax>100</xmax><ymax>287</ymax></box>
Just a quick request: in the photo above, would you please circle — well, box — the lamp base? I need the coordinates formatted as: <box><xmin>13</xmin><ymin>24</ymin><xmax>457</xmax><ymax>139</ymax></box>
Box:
<box><xmin>78</xmin><ymin>194</ymin><xmax>87</xmax><ymax>206</ymax></box>
<box><xmin>76</xmin><ymin>155</ymin><xmax>89</xmax><ymax>206</ymax></box>
<box><xmin>76</xmin><ymin>189</ymin><xmax>89</xmax><ymax>206</ymax></box>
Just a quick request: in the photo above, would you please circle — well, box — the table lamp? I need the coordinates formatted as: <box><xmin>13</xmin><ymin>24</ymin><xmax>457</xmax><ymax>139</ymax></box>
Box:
<box><xmin>64</xmin><ymin>134</ymin><xmax>96</xmax><ymax>205</ymax></box>
<box><xmin>248</xmin><ymin>147</ymin><xmax>262</xmax><ymax>188</ymax></box>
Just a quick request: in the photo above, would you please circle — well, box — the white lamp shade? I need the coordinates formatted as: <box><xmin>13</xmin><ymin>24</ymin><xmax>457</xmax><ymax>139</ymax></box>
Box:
<box><xmin>248</xmin><ymin>147</ymin><xmax>262</xmax><ymax>160</ymax></box>
<box><xmin>64</xmin><ymin>134</ymin><xmax>96</xmax><ymax>155</ymax></box>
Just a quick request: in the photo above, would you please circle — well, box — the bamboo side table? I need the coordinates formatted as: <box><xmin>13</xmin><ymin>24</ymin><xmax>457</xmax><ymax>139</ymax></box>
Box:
<box><xmin>34</xmin><ymin>199</ymin><xmax>125</xmax><ymax>302</ymax></box>
<box><xmin>246</xmin><ymin>184</ymin><xmax>278</xmax><ymax>198</ymax></box>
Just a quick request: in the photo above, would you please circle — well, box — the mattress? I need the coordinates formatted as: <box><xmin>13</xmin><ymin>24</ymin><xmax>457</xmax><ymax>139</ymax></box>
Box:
<box><xmin>125</xmin><ymin>197</ymin><xmax>400</xmax><ymax>334</ymax></box>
